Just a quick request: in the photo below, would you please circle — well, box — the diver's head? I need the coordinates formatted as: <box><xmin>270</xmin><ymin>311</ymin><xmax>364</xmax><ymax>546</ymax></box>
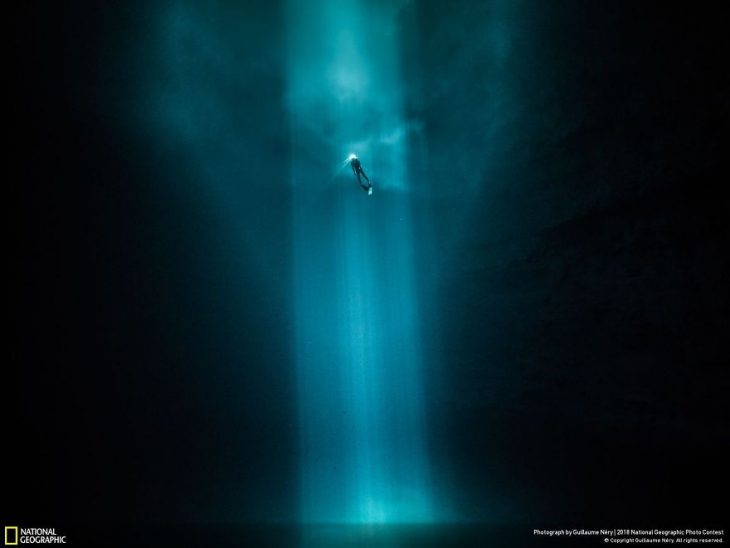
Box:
<box><xmin>347</xmin><ymin>153</ymin><xmax>358</xmax><ymax>162</ymax></box>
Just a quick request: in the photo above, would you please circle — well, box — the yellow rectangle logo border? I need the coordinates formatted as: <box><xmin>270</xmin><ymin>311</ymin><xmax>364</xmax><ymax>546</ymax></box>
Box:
<box><xmin>4</xmin><ymin>526</ymin><xmax>19</xmax><ymax>546</ymax></box>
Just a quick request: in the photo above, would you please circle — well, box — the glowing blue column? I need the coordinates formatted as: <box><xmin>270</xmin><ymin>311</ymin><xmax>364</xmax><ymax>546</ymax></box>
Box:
<box><xmin>288</xmin><ymin>0</ymin><xmax>432</xmax><ymax>524</ymax></box>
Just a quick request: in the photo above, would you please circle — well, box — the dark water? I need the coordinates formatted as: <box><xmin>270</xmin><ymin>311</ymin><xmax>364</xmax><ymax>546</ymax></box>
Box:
<box><xmin>9</xmin><ymin>0</ymin><xmax>729</xmax><ymax>538</ymax></box>
<box><xmin>63</xmin><ymin>523</ymin><xmax>533</xmax><ymax>547</ymax></box>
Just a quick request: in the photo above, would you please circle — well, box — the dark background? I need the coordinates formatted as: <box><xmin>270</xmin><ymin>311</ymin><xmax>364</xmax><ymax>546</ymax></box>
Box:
<box><xmin>8</xmin><ymin>0</ymin><xmax>729</xmax><ymax>544</ymax></box>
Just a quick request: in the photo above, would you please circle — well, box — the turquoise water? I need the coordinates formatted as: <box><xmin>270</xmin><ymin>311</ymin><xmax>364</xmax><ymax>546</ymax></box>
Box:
<box><xmin>288</xmin><ymin>0</ymin><xmax>434</xmax><ymax>524</ymax></box>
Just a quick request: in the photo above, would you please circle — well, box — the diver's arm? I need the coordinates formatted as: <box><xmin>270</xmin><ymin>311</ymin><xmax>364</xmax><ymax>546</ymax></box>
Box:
<box><xmin>351</xmin><ymin>163</ymin><xmax>357</xmax><ymax>175</ymax></box>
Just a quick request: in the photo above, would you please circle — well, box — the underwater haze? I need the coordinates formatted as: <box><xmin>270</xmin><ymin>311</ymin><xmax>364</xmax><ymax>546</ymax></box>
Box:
<box><xmin>10</xmin><ymin>0</ymin><xmax>730</xmax><ymax>546</ymax></box>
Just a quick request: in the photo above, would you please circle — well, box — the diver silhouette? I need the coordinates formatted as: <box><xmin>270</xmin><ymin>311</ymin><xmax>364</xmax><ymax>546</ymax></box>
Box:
<box><xmin>349</xmin><ymin>155</ymin><xmax>372</xmax><ymax>195</ymax></box>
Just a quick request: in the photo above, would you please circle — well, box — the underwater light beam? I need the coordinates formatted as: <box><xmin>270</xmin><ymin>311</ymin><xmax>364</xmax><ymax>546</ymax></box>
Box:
<box><xmin>287</xmin><ymin>0</ymin><xmax>433</xmax><ymax>524</ymax></box>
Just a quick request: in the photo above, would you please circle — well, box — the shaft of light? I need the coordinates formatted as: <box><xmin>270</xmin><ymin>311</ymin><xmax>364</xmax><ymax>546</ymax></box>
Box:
<box><xmin>287</xmin><ymin>0</ymin><xmax>433</xmax><ymax>524</ymax></box>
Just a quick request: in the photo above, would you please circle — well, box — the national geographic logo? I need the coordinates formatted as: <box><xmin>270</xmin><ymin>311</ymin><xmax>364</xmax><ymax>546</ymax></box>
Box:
<box><xmin>3</xmin><ymin>527</ymin><xmax>67</xmax><ymax>545</ymax></box>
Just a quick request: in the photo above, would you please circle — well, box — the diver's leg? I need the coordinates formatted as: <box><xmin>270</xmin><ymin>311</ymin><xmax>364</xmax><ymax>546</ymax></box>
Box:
<box><xmin>357</xmin><ymin>173</ymin><xmax>368</xmax><ymax>191</ymax></box>
<box><xmin>357</xmin><ymin>169</ymin><xmax>373</xmax><ymax>196</ymax></box>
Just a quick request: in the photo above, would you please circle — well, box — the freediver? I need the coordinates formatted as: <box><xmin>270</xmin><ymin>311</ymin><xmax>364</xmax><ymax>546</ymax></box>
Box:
<box><xmin>349</xmin><ymin>154</ymin><xmax>372</xmax><ymax>195</ymax></box>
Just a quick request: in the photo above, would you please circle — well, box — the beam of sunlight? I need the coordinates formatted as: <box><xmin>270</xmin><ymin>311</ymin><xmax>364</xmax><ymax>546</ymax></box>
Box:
<box><xmin>287</xmin><ymin>0</ymin><xmax>434</xmax><ymax>524</ymax></box>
